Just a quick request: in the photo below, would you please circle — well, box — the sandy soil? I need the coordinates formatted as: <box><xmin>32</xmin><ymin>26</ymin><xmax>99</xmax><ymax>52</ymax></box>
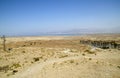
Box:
<box><xmin>0</xmin><ymin>35</ymin><xmax>120</xmax><ymax>78</ymax></box>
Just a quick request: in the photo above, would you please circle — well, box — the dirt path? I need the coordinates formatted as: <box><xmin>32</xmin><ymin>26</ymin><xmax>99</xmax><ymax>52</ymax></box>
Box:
<box><xmin>10</xmin><ymin>55</ymin><xmax>84</xmax><ymax>78</ymax></box>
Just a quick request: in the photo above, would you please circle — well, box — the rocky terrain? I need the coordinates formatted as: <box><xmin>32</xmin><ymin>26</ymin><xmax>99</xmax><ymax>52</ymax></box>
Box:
<box><xmin>0</xmin><ymin>35</ymin><xmax>120</xmax><ymax>78</ymax></box>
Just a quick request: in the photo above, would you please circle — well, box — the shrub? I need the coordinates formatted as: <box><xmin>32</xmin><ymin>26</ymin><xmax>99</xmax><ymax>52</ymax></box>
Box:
<box><xmin>85</xmin><ymin>49</ymin><xmax>95</xmax><ymax>54</ymax></box>
<box><xmin>89</xmin><ymin>58</ymin><xmax>92</xmax><ymax>60</ymax></box>
<box><xmin>8</xmin><ymin>48</ymin><xmax>12</xmax><ymax>51</ymax></box>
<box><xmin>76</xmin><ymin>62</ymin><xmax>79</xmax><ymax>65</ymax></box>
<box><xmin>0</xmin><ymin>57</ymin><xmax>2</xmax><ymax>60</ymax></box>
<box><xmin>0</xmin><ymin>65</ymin><xmax>10</xmax><ymax>72</ymax></box>
<box><xmin>22</xmin><ymin>45</ymin><xmax>26</xmax><ymax>47</ymax></box>
<box><xmin>12</xmin><ymin>70</ymin><xmax>18</xmax><ymax>74</ymax></box>
<box><xmin>30</xmin><ymin>43</ymin><xmax>32</xmax><ymax>45</ymax></box>
<box><xmin>22</xmin><ymin>51</ymin><xmax>25</xmax><ymax>53</ymax></box>
<box><xmin>70</xmin><ymin>49</ymin><xmax>77</xmax><ymax>52</ymax></box>
<box><xmin>82</xmin><ymin>53</ymin><xmax>85</xmax><ymax>56</ymax></box>
<box><xmin>11</xmin><ymin>63</ymin><xmax>21</xmax><ymax>68</ymax></box>
<box><xmin>117</xmin><ymin>66</ymin><xmax>120</xmax><ymax>69</ymax></box>
<box><xmin>96</xmin><ymin>61</ymin><xmax>99</xmax><ymax>64</ymax></box>
<box><xmin>59</xmin><ymin>55</ymin><xmax>68</xmax><ymax>58</ymax></box>
<box><xmin>70</xmin><ymin>60</ymin><xmax>74</xmax><ymax>63</ymax></box>
<box><xmin>33</xmin><ymin>57</ymin><xmax>39</xmax><ymax>62</ymax></box>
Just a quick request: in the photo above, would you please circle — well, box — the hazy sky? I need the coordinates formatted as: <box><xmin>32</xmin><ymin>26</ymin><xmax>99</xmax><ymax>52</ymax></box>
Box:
<box><xmin>0</xmin><ymin>0</ymin><xmax>120</xmax><ymax>36</ymax></box>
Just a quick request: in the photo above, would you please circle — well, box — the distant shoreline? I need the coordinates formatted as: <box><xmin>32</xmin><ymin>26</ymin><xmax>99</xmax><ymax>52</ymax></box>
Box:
<box><xmin>3</xmin><ymin>33</ymin><xmax>120</xmax><ymax>38</ymax></box>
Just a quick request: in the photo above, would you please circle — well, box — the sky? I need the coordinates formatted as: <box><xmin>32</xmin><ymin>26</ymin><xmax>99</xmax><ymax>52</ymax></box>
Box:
<box><xmin>0</xmin><ymin>0</ymin><xmax>120</xmax><ymax>36</ymax></box>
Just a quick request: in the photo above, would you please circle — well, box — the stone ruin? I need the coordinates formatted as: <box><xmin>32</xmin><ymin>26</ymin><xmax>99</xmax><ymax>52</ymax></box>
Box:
<box><xmin>80</xmin><ymin>40</ymin><xmax>120</xmax><ymax>49</ymax></box>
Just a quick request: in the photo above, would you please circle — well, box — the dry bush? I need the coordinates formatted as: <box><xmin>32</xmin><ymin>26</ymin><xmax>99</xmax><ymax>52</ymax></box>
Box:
<box><xmin>0</xmin><ymin>65</ymin><xmax>10</xmax><ymax>72</ymax></box>
<box><xmin>82</xmin><ymin>53</ymin><xmax>85</xmax><ymax>56</ymax></box>
<box><xmin>70</xmin><ymin>49</ymin><xmax>77</xmax><ymax>53</ymax></box>
<box><xmin>0</xmin><ymin>57</ymin><xmax>2</xmax><ymax>60</ymax></box>
<box><xmin>96</xmin><ymin>61</ymin><xmax>99</xmax><ymax>64</ymax></box>
<box><xmin>39</xmin><ymin>56</ymin><xmax>43</xmax><ymax>59</ymax></box>
<box><xmin>59</xmin><ymin>55</ymin><xmax>68</xmax><ymax>58</ymax></box>
<box><xmin>8</xmin><ymin>48</ymin><xmax>12</xmax><ymax>51</ymax></box>
<box><xmin>84</xmin><ymin>49</ymin><xmax>95</xmax><ymax>54</ymax></box>
<box><xmin>7</xmin><ymin>69</ymin><xmax>18</xmax><ymax>76</ymax></box>
<box><xmin>76</xmin><ymin>62</ymin><xmax>79</xmax><ymax>65</ymax></box>
<box><xmin>41</xmin><ymin>48</ymin><xmax>46</xmax><ymax>52</ymax></box>
<box><xmin>22</xmin><ymin>45</ymin><xmax>26</xmax><ymax>47</ymax></box>
<box><xmin>89</xmin><ymin>58</ymin><xmax>92</xmax><ymax>60</ymax></box>
<box><xmin>22</xmin><ymin>51</ymin><xmax>25</xmax><ymax>53</ymax></box>
<box><xmin>117</xmin><ymin>66</ymin><xmax>120</xmax><ymax>69</ymax></box>
<box><xmin>12</xmin><ymin>70</ymin><xmax>18</xmax><ymax>74</ymax></box>
<box><xmin>33</xmin><ymin>57</ymin><xmax>39</xmax><ymax>62</ymax></box>
<box><xmin>70</xmin><ymin>60</ymin><xmax>74</xmax><ymax>63</ymax></box>
<box><xmin>11</xmin><ymin>63</ymin><xmax>21</xmax><ymax>68</ymax></box>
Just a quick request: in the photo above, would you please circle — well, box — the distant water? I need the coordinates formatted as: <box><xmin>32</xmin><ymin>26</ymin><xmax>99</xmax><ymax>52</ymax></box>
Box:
<box><xmin>6</xmin><ymin>34</ymin><xmax>84</xmax><ymax>37</ymax></box>
<box><xmin>4</xmin><ymin>33</ymin><xmax>119</xmax><ymax>37</ymax></box>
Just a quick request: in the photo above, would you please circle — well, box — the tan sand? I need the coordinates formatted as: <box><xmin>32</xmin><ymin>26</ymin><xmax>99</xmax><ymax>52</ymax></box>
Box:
<box><xmin>0</xmin><ymin>35</ymin><xmax>120</xmax><ymax>78</ymax></box>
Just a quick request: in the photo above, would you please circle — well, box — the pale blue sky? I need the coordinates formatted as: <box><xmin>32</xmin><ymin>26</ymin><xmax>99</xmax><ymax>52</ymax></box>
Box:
<box><xmin>0</xmin><ymin>0</ymin><xmax>120</xmax><ymax>36</ymax></box>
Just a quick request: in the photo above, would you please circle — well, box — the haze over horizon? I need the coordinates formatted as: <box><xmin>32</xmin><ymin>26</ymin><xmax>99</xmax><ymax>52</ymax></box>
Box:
<box><xmin>0</xmin><ymin>0</ymin><xmax>120</xmax><ymax>36</ymax></box>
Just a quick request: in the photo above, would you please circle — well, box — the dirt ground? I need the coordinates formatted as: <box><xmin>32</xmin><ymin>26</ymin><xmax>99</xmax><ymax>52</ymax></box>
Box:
<box><xmin>0</xmin><ymin>35</ymin><xmax>120</xmax><ymax>78</ymax></box>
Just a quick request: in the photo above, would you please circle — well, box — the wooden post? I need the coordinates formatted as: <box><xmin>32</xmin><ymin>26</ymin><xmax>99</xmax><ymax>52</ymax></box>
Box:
<box><xmin>1</xmin><ymin>35</ymin><xmax>6</xmax><ymax>51</ymax></box>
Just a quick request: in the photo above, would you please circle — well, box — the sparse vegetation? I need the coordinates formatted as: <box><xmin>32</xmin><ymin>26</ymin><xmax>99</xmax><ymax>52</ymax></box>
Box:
<box><xmin>82</xmin><ymin>53</ymin><xmax>85</xmax><ymax>56</ymax></box>
<box><xmin>85</xmin><ymin>49</ymin><xmax>95</xmax><ymax>54</ymax></box>
<box><xmin>33</xmin><ymin>57</ymin><xmax>39</xmax><ymax>62</ymax></box>
<box><xmin>8</xmin><ymin>48</ymin><xmax>12</xmax><ymax>51</ymax></box>
<box><xmin>89</xmin><ymin>58</ymin><xmax>92</xmax><ymax>60</ymax></box>
<box><xmin>0</xmin><ymin>57</ymin><xmax>2</xmax><ymax>60</ymax></box>
<box><xmin>12</xmin><ymin>70</ymin><xmax>18</xmax><ymax>74</ymax></box>
<box><xmin>117</xmin><ymin>66</ymin><xmax>120</xmax><ymax>69</ymax></box>
<box><xmin>70</xmin><ymin>49</ymin><xmax>77</xmax><ymax>53</ymax></box>
<box><xmin>70</xmin><ymin>60</ymin><xmax>74</xmax><ymax>63</ymax></box>
<box><xmin>0</xmin><ymin>35</ymin><xmax>120</xmax><ymax>78</ymax></box>
<box><xmin>39</xmin><ymin>56</ymin><xmax>43</xmax><ymax>59</ymax></box>
<box><xmin>109</xmin><ymin>63</ymin><xmax>112</xmax><ymax>66</ymax></box>
<box><xmin>31</xmin><ymin>61</ymin><xmax>34</xmax><ymax>64</ymax></box>
<box><xmin>11</xmin><ymin>63</ymin><xmax>21</xmax><ymax>68</ymax></box>
<box><xmin>22</xmin><ymin>45</ymin><xmax>26</xmax><ymax>47</ymax></box>
<box><xmin>96</xmin><ymin>61</ymin><xmax>99</xmax><ymax>64</ymax></box>
<box><xmin>25</xmin><ymin>61</ymin><xmax>28</xmax><ymax>63</ymax></box>
<box><xmin>30</xmin><ymin>43</ymin><xmax>32</xmax><ymax>45</ymax></box>
<box><xmin>22</xmin><ymin>51</ymin><xmax>25</xmax><ymax>53</ymax></box>
<box><xmin>0</xmin><ymin>65</ymin><xmax>10</xmax><ymax>72</ymax></box>
<box><xmin>76</xmin><ymin>62</ymin><xmax>79</xmax><ymax>65</ymax></box>
<box><xmin>59</xmin><ymin>55</ymin><xmax>68</xmax><ymax>58</ymax></box>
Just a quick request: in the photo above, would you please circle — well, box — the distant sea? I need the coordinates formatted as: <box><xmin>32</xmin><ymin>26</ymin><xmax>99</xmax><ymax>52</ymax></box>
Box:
<box><xmin>6</xmin><ymin>34</ymin><xmax>84</xmax><ymax>37</ymax></box>
<box><xmin>4</xmin><ymin>33</ymin><xmax>119</xmax><ymax>37</ymax></box>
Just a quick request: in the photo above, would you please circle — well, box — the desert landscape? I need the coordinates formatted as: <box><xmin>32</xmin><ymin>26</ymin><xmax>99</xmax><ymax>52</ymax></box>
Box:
<box><xmin>0</xmin><ymin>34</ymin><xmax>120</xmax><ymax>78</ymax></box>
<box><xmin>0</xmin><ymin>0</ymin><xmax>120</xmax><ymax>78</ymax></box>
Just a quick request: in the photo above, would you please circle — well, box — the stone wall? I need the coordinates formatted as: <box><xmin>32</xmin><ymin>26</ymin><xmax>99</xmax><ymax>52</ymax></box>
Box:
<box><xmin>80</xmin><ymin>40</ymin><xmax>120</xmax><ymax>49</ymax></box>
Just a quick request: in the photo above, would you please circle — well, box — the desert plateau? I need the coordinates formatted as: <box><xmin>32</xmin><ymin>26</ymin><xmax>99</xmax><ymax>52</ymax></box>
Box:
<box><xmin>0</xmin><ymin>34</ymin><xmax>120</xmax><ymax>78</ymax></box>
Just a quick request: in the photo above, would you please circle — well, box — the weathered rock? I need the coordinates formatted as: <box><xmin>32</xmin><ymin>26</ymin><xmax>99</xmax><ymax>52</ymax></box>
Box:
<box><xmin>80</xmin><ymin>40</ymin><xmax>120</xmax><ymax>49</ymax></box>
